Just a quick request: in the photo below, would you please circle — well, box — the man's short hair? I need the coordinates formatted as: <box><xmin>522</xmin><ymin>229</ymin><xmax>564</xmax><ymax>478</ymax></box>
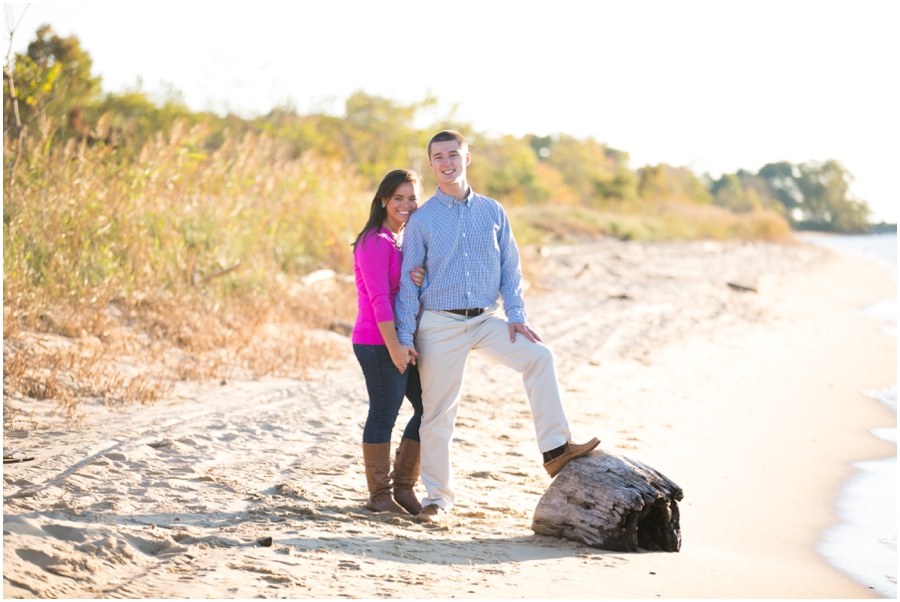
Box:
<box><xmin>428</xmin><ymin>130</ymin><xmax>468</xmax><ymax>159</ymax></box>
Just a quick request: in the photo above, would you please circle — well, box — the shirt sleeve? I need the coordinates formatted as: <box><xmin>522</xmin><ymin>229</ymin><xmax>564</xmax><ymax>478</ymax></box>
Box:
<box><xmin>396</xmin><ymin>217</ymin><xmax>425</xmax><ymax>348</ymax></box>
<box><xmin>357</xmin><ymin>233</ymin><xmax>395</xmax><ymax>324</ymax></box>
<box><xmin>496</xmin><ymin>204</ymin><xmax>527</xmax><ymax>323</ymax></box>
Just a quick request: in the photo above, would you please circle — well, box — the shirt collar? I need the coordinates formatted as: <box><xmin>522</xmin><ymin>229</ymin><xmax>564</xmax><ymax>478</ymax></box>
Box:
<box><xmin>434</xmin><ymin>186</ymin><xmax>475</xmax><ymax>207</ymax></box>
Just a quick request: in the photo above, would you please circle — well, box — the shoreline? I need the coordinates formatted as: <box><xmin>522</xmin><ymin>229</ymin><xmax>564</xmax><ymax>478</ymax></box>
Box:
<box><xmin>3</xmin><ymin>238</ymin><xmax>896</xmax><ymax>598</ymax></box>
<box><xmin>803</xmin><ymin>234</ymin><xmax>897</xmax><ymax>597</ymax></box>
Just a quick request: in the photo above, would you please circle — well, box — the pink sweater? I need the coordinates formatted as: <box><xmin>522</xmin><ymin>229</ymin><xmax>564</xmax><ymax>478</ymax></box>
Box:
<box><xmin>352</xmin><ymin>227</ymin><xmax>402</xmax><ymax>345</ymax></box>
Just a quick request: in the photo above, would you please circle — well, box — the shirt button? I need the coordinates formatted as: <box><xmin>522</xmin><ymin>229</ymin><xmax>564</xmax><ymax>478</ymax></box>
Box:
<box><xmin>466</xmin><ymin>272</ymin><xmax>469</xmax><ymax>276</ymax></box>
<box><xmin>462</xmin><ymin>233</ymin><xmax>466</xmax><ymax>237</ymax></box>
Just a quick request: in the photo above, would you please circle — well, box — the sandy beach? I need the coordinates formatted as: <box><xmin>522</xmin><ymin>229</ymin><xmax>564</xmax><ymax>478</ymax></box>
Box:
<box><xmin>3</xmin><ymin>238</ymin><xmax>895</xmax><ymax>599</ymax></box>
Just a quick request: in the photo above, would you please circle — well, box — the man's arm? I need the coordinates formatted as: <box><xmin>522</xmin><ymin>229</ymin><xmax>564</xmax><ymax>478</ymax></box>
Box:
<box><xmin>495</xmin><ymin>204</ymin><xmax>544</xmax><ymax>343</ymax></box>
<box><xmin>496</xmin><ymin>204</ymin><xmax>526</xmax><ymax>324</ymax></box>
<box><xmin>396</xmin><ymin>218</ymin><xmax>425</xmax><ymax>348</ymax></box>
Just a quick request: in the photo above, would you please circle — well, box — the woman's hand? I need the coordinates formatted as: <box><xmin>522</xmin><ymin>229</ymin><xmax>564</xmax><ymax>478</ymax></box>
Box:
<box><xmin>409</xmin><ymin>266</ymin><xmax>426</xmax><ymax>287</ymax></box>
<box><xmin>389</xmin><ymin>344</ymin><xmax>418</xmax><ymax>373</ymax></box>
<box><xmin>376</xmin><ymin>320</ymin><xmax>416</xmax><ymax>373</ymax></box>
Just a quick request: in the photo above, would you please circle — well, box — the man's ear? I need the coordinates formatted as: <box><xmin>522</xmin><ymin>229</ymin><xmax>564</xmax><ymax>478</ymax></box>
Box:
<box><xmin>465</xmin><ymin>152</ymin><xmax>471</xmax><ymax>166</ymax></box>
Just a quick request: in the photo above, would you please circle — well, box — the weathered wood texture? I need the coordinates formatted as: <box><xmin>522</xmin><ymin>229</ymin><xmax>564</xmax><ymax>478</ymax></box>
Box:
<box><xmin>532</xmin><ymin>450</ymin><xmax>683</xmax><ymax>552</ymax></box>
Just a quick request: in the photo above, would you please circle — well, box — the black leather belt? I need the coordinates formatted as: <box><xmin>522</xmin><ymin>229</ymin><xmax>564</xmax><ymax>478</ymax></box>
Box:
<box><xmin>444</xmin><ymin>307</ymin><xmax>486</xmax><ymax>317</ymax></box>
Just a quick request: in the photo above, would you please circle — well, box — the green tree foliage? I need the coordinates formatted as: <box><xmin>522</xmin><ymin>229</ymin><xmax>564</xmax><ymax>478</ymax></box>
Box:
<box><xmin>3</xmin><ymin>24</ymin><xmax>101</xmax><ymax>138</ymax></box>
<box><xmin>338</xmin><ymin>92</ymin><xmax>433</xmax><ymax>183</ymax></box>
<box><xmin>711</xmin><ymin>174</ymin><xmax>751</xmax><ymax>211</ymax></box>
<box><xmin>794</xmin><ymin>160</ymin><xmax>870</xmax><ymax>232</ymax></box>
<box><xmin>758</xmin><ymin>160</ymin><xmax>869</xmax><ymax>232</ymax></box>
<box><xmin>253</xmin><ymin>93</ymin><xmax>435</xmax><ymax>188</ymax></box>
<box><xmin>758</xmin><ymin>162</ymin><xmax>803</xmax><ymax>215</ymax></box>
<box><xmin>84</xmin><ymin>85</ymin><xmax>210</xmax><ymax>151</ymax></box>
<box><xmin>3</xmin><ymin>26</ymin><xmax>874</xmax><ymax>236</ymax></box>
<box><xmin>532</xmin><ymin>134</ymin><xmax>636</xmax><ymax>205</ymax></box>
<box><xmin>467</xmin><ymin>135</ymin><xmax>546</xmax><ymax>205</ymax></box>
<box><xmin>735</xmin><ymin>170</ymin><xmax>781</xmax><ymax>213</ymax></box>
<box><xmin>254</xmin><ymin>107</ymin><xmax>346</xmax><ymax>162</ymax></box>
<box><xmin>638</xmin><ymin>163</ymin><xmax>713</xmax><ymax>205</ymax></box>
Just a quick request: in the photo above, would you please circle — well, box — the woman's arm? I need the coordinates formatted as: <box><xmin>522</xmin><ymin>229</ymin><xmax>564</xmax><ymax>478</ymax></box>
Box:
<box><xmin>357</xmin><ymin>233</ymin><xmax>417</xmax><ymax>372</ymax></box>
<box><xmin>376</xmin><ymin>320</ymin><xmax>418</xmax><ymax>373</ymax></box>
<box><xmin>357</xmin><ymin>232</ymin><xmax>397</xmax><ymax>327</ymax></box>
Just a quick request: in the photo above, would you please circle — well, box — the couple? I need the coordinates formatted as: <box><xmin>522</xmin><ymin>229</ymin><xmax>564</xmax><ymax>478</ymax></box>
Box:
<box><xmin>351</xmin><ymin>130</ymin><xmax>599</xmax><ymax>523</ymax></box>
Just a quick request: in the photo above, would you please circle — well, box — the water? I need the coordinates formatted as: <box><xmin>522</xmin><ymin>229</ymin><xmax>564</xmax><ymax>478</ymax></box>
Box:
<box><xmin>804</xmin><ymin>233</ymin><xmax>897</xmax><ymax>598</ymax></box>
<box><xmin>802</xmin><ymin>233</ymin><xmax>897</xmax><ymax>266</ymax></box>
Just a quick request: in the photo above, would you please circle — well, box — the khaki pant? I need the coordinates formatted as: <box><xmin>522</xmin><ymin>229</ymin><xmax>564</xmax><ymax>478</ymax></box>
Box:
<box><xmin>416</xmin><ymin>304</ymin><xmax>572</xmax><ymax>510</ymax></box>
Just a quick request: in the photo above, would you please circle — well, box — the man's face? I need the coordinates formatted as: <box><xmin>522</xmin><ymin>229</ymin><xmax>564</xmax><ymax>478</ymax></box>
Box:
<box><xmin>428</xmin><ymin>140</ymin><xmax>470</xmax><ymax>188</ymax></box>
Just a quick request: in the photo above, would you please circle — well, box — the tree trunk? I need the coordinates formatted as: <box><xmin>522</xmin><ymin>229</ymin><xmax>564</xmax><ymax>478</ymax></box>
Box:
<box><xmin>531</xmin><ymin>450</ymin><xmax>683</xmax><ymax>552</ymax></box>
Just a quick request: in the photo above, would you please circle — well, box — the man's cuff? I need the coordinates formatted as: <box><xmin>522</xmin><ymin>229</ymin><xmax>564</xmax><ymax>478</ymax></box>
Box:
<box><xmin>398</xmin><ymin>333</ymin><xmax>415</xmax><ymax>348</ymax></box>
<box><xmin>507</xmin><ymin>309</ymin><xmax>526</xmax><ymax>324</ymax></box>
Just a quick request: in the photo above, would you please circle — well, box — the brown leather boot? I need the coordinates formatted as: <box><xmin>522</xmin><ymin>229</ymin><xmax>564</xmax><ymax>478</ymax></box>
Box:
<box><xmin>389</xmin><ymin>438</ymin><xmax>422</xmax><ymax>515</ymax></box>
<box><xmin>362</xmin><ymin>442</ymin><xmax>407</xmax><ymax>514</ymax></box>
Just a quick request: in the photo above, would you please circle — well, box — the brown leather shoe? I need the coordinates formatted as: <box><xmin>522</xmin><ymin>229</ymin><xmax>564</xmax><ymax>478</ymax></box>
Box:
<box><xmin>390</xmin><ymin>438</ymin><xmax>422</xmax><ymax>515</ymax></box>
<box><xmin>542</xmin><ymin>438</ymin><xmax>601</xmax><ymax>478</ymax></box>
<box><xmin>362</xmin><ymin>443</ymin><xmax>407</xmax><ymax>514</ymax></box>
<box><xmin>416</xmin><ymin>503</ymin><xmax>446</xmax><ymax>523</ymax></box>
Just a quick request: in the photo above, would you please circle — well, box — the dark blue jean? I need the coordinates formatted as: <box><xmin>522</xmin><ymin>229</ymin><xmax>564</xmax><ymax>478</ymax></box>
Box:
<box><xmin>353</xmin><ymin>343</ymin><xmax>423</xmax><ymax>444</ymax></box>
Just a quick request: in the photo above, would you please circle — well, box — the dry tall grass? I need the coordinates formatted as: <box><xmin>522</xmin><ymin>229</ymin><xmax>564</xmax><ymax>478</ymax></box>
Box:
<box><xmin>509</xmin><ymin>201</ymin><xmax>791</xmax><ymax>245</ymax></box>
<box><xmin>4</xmin><ymin>123</ymin><xmax>364</xmax><ymax>427</ymax></box>
<box><xmin>3</xmin><ymin>120</ymin><xmax>793</xmax><ymax>429</ymax></box>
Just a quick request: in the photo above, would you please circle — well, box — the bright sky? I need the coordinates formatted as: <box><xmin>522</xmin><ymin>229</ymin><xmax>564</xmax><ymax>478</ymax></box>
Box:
<box><xmin>6</xmin><ymin>1</ymin><xmax>899</xmax><ymax>222</ymax></box>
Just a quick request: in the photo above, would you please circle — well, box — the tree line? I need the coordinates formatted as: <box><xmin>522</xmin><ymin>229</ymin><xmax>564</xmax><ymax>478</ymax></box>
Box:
<box><xmin>4</xmin><ymin>25</ymin><xmax>883</xmax><ymax>234</ymax></box>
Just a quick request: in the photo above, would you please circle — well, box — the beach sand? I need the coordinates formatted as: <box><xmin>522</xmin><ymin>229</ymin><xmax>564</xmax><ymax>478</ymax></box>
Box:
<box><xmin>3</xmin><ymin>238</ymin><xmax>895</xmax><ymax>598</ymax></box>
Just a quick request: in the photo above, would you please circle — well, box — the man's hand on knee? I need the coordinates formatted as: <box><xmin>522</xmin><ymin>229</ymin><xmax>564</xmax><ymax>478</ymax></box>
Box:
<box><xmin>509</xmin><ymin>321</ymin><xmax>543</xmax><ymax>344</ymax></box>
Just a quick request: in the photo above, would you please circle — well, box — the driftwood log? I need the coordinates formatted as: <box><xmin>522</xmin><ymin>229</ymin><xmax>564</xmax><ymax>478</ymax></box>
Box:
<box><xmin>532</xmin><ymin>450</ymin><xmax>683</xmax><ymax>552</ymax></box>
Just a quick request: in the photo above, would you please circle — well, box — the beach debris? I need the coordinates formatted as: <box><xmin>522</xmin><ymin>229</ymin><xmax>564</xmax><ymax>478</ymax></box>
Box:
<box><xmin>300</xmin><ymin>269</ymin><xmax>336</xmax><ymax>287</ymax></box>
<box><xmin>256</xmin><ymin>536</ymin><xmax>273</xmax><ymax>547</ymax></box>
<box><xmin>726</xmin><ymin>282</ymin><xmax>757</xmax><ymax>293</ymax></box>
<box><xmin>595</xmin><ymin>293</ymin><xmax>633</xmax><ymax>308</ymax></box>
<box><xmin>192</xmin><ymin>261</ymin><xmax>242</xmax><ymax>286</ymax></box>
<box><xmin>3</xmin><ymin>450</ymin><xmax>35</xmax><ymax>464</ymax></box>
<box><xmin>328</xmin><ymin>321</ymin><xmax>353</xmax><ymax>336</ymax></box>
<box><xmin>575</xmin><ymin>263</ymin><xmax>590</xmax><ymax>278</ymax></box>
<box><xmin>532</xmin><ymin>449</ymin><xmax>683</xmax><ymax>552</ymax></box>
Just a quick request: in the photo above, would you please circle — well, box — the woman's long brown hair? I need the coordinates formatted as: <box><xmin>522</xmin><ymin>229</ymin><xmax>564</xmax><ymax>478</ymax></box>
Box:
<box><xmin>351</xmin><ymin>169</ymin><xmax>422</xmax><ymax>251</ymax></box>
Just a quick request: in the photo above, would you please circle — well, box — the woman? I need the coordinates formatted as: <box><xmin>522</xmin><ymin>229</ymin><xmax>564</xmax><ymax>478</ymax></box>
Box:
<box><xmin>351</xmin><ymin>169</ymin><xmax>425</xmax><ymax>515</ymax></box>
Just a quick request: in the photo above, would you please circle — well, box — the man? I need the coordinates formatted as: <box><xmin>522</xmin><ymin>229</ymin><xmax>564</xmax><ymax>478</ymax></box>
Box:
<box><xmin>395</xmin><ymin>130</ymin><xmax>599</xmax><ymax>522</ymax></box>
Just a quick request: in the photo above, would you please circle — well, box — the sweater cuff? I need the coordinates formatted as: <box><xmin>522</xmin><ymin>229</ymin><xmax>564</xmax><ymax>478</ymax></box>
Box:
<box><xmin>372</xmin><ymin>301</ymin><xmax>394</xmax><ymax>324</ymax></box>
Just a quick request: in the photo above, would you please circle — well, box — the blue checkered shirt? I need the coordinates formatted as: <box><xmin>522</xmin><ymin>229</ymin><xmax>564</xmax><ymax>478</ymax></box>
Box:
<box><xmin>395</xmin><ymin>187</ymin><xmax>526</xmax><ymax>347</ymax></box>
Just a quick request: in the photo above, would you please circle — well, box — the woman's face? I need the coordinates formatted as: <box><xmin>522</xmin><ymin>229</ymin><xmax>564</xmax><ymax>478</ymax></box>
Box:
<box><xmin>383</xmin><ymin>182</ymin><xmax>418</xmax><ymax>233</ymax></box>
